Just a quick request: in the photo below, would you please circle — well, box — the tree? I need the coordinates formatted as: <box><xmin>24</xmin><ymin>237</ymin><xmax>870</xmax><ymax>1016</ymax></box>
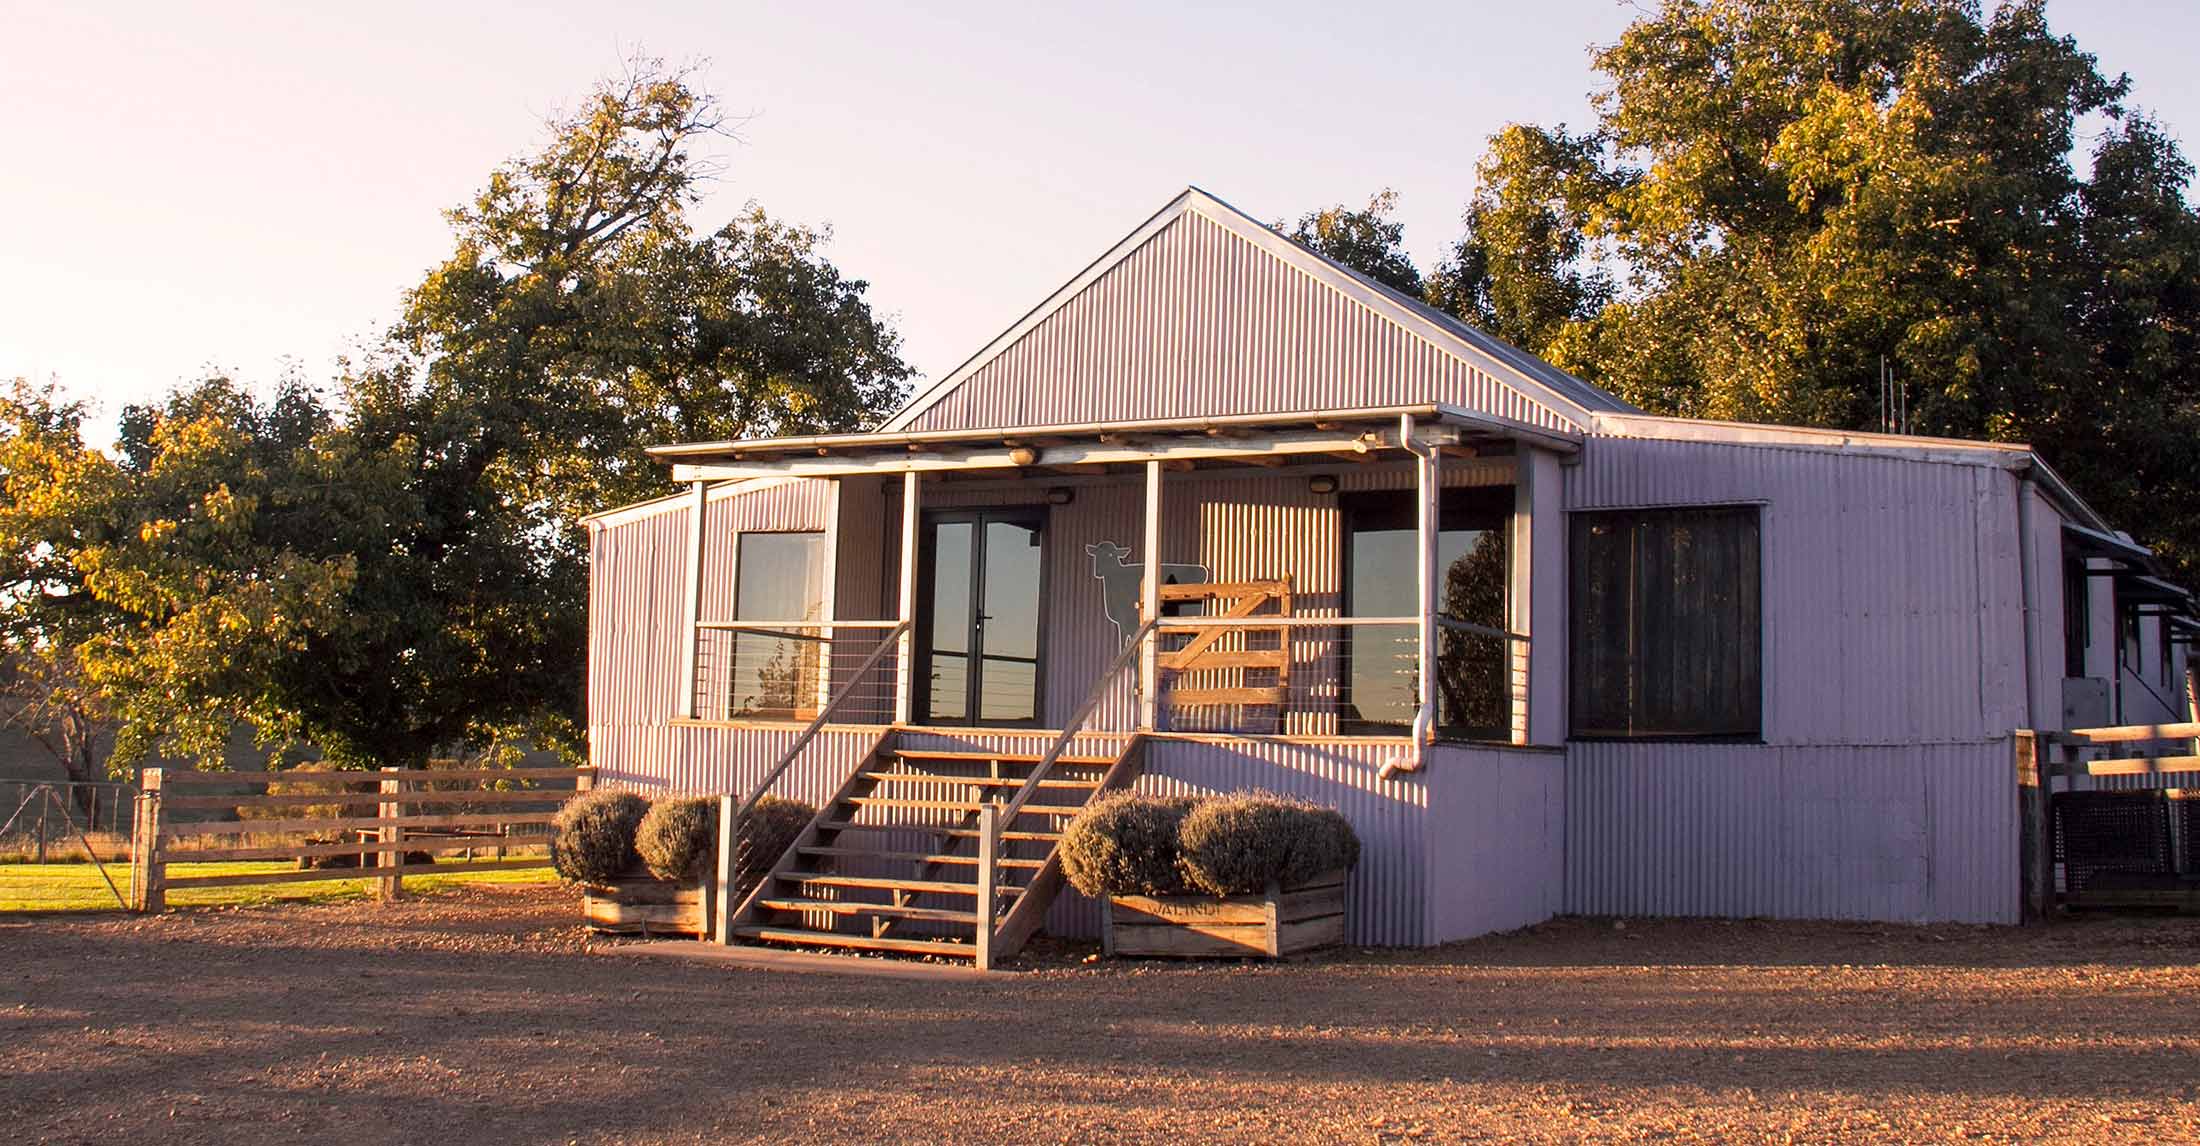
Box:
<box><xmin>1278</xmin><ymin>190</ymin><xmax>1425</xmax><ymax>296</ymax></box>
<box><xmin>1429</xmin><ymin>0</ymin><xmax>2200</xmax><ymax>583</ymax></box>
<box><xmin>0</xmin><ymin>59</ymin><xmax>912</xmax><ymax>776</ymax></box>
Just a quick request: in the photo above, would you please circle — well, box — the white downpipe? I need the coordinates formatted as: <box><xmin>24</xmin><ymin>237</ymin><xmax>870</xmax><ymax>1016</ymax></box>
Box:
<box><xmin>1384</xmin><ymin>414</ymin><xmax>1440</xmax><ymax>780</ymax></box>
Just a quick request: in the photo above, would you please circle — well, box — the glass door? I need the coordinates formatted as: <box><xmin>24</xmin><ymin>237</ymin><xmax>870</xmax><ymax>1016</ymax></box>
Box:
<box><xmin>916</xmin><ymin>508</ymin><xmax>1047</xmax><ymax>725</ymax></box>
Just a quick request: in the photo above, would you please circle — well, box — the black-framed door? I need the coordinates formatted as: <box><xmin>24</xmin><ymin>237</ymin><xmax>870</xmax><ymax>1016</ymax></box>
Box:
<box><xmin>915</xmin><ymin>507</ymin><xmax>1048</xmax><ymax>726</ymax></box>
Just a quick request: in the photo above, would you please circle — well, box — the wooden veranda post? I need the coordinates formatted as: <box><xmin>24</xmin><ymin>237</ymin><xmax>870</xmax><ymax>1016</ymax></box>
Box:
<box><xmin>1413</xmin><ymin>417</ymin><xmax>1440</xmax><ymax>749</ymax></box>
<box><xmin>2014</xmin><ymin>731</ymin><xmax>2052</xmax><ymax>921</ymax></box>
<box><xmin>378</xmin><ymin>766</ymin><xmax>405</xmax><ymax>903</ymax></box>
<box><xmin>714</xmin><ymin>794</ymin><xmax>738</xmax><ymax>945</ymax></box>
<box><xmin>131</xmin><ymin>768</ymin><xmax>165</xmax><ymax>913</ymax></box>
<box><xmin>1139</xmin><ymin>459</ymin><xmax>1162</xmax><ymax>730</ymax></box>
<box><xmin>894</xmin><ymin>471</ymin><xmax>921</xmax><ymax>725</ymax></box>
<box><xmin>677</xmin><ymin>481</ymin><xmax>708</xmax><ymax>720</ymax></box>
<box><xmin>975</xmin><ymin>801</ymin><xmax>999</xmax><ymax>971</ymax></box>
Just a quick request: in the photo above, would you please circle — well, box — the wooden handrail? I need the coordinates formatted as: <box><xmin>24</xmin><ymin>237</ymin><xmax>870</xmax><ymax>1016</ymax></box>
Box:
<box><xmin>997</xmin><ymin>618</ymin><xmax>1156</xmax><ymax>831</ymax></box>
<box><xmin>733</xmin><ymin>619</ymin><xmax>911</xmax><ymax>822</ymax></box>
<box><xmin>2050</xmin><ymin>721</ymin><xmax>2200</xmax><ymax>747</ymax></box>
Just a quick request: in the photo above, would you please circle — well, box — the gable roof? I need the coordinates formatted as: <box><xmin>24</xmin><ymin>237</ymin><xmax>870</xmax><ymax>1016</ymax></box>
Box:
<box><xmin>879</xmin><ymin>187</ymin><xmax>1637</xmax><ymax>435</ymax></box>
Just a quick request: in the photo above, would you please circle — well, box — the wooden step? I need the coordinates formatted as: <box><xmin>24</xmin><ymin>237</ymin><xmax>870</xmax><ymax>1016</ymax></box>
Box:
<box><xmin>889</xmin><ymin>749</ymin><xmax>1116</xmax><ymax>767</ymax></box>
<box><xmin>756</xmin><ymin>898</ymin><xmax>980</xmax><ymax>924</ymax></box>
<box><xmin>813</xmin><ymin>820</ymin><xmax>1061</xmax><ymax>842</ymax></box>
<box><xmin>796</xmin><ymin>845</ymin><xmax>1047</xmax><ymax>869</ymax></box>
<box><xmin>776</xmin><ymin>873</ymin><xmax>1022</xmax><ymax>897</ymax></box>
<box><xmin>733</xmin><ymin>925</ymin><xmax>974</xmax><ymax>958</ymax></box>
<box><xmin>1167</xmin><ymin>686</ymin><xmax>1287</xmax><ymax>707</ymax></box>
<box><xmin>860</xmin><ymin>771</ymin><xmax>1100</xmax><ymax>789</ymax></box>
<box><xmin>840</xmin><ymin>796</ymin><xmax>1082</xmax><ymax>816</ymax></box>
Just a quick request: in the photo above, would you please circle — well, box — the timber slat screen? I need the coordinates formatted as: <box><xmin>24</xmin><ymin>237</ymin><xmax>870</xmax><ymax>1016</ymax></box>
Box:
<box><xmin>129</xmin><ymin>765</ymin><xmax>594</xmax><ymax>911</ymax></box>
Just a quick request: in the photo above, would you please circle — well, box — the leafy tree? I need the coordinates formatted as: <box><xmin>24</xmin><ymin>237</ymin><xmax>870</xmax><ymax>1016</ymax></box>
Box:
<box><xmin>1425</xmin><ymin>0</ymin><xmax>2200</xmax><ymax>582</ymax></box>
<box><xmin>1279</xmin><ymin>190</ymin><xmax>1425</xmax><ymax>296</ymax></box>
<box><xmin>0</xmin><ymin>59</ymin><xmax>912</xmax><ymax>776</ymax></box>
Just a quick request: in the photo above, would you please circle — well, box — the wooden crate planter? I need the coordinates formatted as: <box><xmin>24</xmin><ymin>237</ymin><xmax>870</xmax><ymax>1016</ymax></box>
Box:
<box><xmin>1102</xmin><ymin>871</ymin><xmax>1347</xmax><ymax>958</ymax></box>
<box><xmin>582</xmin><ymin>870</ymin><xmax>706</xmax><ymax>937</ymax></box>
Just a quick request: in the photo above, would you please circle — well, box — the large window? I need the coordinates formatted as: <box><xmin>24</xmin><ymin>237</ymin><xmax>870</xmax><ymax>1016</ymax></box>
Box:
<box><xmin>1569</xmin><ymin>506</ymin><xmax>1761</xmax><ymax>740</ymax></box>
<box><xmin>1339</xmin><ymin>487</ymin><xmax>1511</xmax><ymax>738</ymax></box>
<box><xmin>729</xmin><ymin>532</ymin><xmax>825</xmax><ymax>720</ymax></box>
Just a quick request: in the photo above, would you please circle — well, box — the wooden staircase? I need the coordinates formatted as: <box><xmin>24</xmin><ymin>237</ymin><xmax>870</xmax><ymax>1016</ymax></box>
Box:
<box><xmin>726</xmin><ymin>734</ymin><xmax>1147</xmax><ymax>962</ymax></box>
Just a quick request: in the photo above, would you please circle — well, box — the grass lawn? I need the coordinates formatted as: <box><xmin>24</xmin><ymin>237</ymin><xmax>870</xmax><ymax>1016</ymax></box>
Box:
<box><xmin>0</xmin><ymin>860</ymin><xmax>557</xmax><ymax>912</ymax></box>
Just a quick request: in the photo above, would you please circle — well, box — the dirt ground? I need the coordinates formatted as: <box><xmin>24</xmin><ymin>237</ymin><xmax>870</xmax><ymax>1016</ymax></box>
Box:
<box><xmin>3</xmin><ymin>884</ymin><xmax>2196</xmax><ymax>1145</ymax></box>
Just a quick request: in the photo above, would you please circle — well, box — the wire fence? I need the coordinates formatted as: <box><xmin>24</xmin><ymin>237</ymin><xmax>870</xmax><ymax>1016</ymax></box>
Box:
<box><xmin>693</xmin><ymin>623</ymin><xmax>902</xmax><ymax>724</ymax></box>
<box><xmin>0</xmin><ymin>780</ymin><xmax>136</xmax><ymax>863</ymax></box>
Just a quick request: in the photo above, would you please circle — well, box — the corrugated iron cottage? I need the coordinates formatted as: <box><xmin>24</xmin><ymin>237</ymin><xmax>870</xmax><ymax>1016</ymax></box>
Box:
<box><xmin>585</xmin><ymin>189</ymin><xmax>2196</xmax><ymax>960</ymax></box>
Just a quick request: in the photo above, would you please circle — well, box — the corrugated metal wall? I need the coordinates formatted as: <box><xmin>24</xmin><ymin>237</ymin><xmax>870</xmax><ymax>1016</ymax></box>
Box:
<box><xmin>1560</xmin><ymin>437</ymin><xmax>2026</xmax><ymax>924</ymax></box>
<box><xmin>1424</xmin><ymin>744</ymin><xmax>1565</xmax><ymax>941</ymax></box>
<box><xmin>904</xmin><ymin>211</ymin><xmax>1580</xmax><ymax>434</ymax></box>
<box><xmin>1565</xmin><ymin>739</ymin><xmax>2017</xmax><ymax>923</ymax></box>
<box><xmin>1568</xmin><ymin>437</ymin><xmax>2027</xmax><ymax>744</ymax></box>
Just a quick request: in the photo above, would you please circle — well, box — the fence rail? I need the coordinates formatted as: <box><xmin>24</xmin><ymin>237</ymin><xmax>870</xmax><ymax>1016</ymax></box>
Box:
<box><xmin>130</xmin><ymin>764</ymin><xmax>593</xmax><ymax>911</ymax></box>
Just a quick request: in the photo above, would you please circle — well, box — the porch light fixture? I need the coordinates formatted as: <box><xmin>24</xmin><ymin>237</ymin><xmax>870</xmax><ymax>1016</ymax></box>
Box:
<box><xmin>1007</xmin><ymin>446</ymin><xmax>1040</xmax><ymax>466</ymax></box>
<box><xmin>1307</xmin><ymin>474</ymin><xmax>1339</xmax><ymax>494</ymax></box>
<box><xmin>1046</xmin><ymin>486</ymin><xmax>1075</xmax><ymax>505</ymax></box>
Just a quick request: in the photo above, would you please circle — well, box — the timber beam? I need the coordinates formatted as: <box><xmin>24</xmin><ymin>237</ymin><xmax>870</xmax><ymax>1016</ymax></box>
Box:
<box><xmin>670</xmin><ymin>426</ymin><xmax>1463</xmax><ymax>483</ymax></box>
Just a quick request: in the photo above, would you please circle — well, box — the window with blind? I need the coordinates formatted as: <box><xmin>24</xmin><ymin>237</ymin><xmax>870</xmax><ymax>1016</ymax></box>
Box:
<box><xmin>1569</xmin><ymin>506</ymin><xmax>1762</xmax><ymax>740</ymax></box>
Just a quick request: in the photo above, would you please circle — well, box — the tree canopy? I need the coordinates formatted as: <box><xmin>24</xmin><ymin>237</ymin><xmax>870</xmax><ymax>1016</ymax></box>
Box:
<box><xmin>0</xmin><ymin>60</ymin><xmax>910</xmax><ymax>775</ymax></box>
<box><xmin>1290</xmin><ymin>0</ymin><xmax>2200</xmax><ymax>584</ymax></box>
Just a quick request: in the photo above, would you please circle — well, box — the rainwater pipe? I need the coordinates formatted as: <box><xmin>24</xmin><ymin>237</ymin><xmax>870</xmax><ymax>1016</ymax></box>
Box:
<box><xmin>1383</xmin><ymin>413</ymin><xmax>1440</xmax><ymax>781</ymax></box>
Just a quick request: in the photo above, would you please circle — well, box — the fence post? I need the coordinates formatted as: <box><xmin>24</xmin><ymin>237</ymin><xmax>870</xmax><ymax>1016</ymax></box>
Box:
<box><xmin>133</xmin><ymin>769</ymin><xmax>165</xmax><ymax>913</ymax></box>
<box><xmin>378</xmin><ymin>766</ymin><xmax>404</xmax><ymax>903</ymax></box>
<box><xmin>2014</xmin><ymin>731</ymin><xmax>2052</xmax><ymax>922</ymax></box>
<box><xmin>714</xmin><ymin>794</ymin><xmax>738</xmax><ymax>945</ymax></box>
<box><xmin>975</xmin><ymin>801</ymin><xmax>999</xmax><ymax>972</ymax></box>
<box><xmin>34</xmin><ymin>784</ymin><xmax>48</xmax><ymax>864</ymax></box>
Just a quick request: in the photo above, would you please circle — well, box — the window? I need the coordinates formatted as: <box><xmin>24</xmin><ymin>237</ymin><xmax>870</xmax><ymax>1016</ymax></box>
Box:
<box><xmin>1339</xmin><ymin>487</ymin><xmax>1511</xmax><ymax>738</ymax></box>
<box><xmin>729</xmin><ymin>532</ymin><xmax>825</xmax><ymax>719</ymax></box>
<box><xmin>1570</xmin><ymin>506</ymin><xmax>1761</xmax><ymax>739</ymax></box>
<box><xmin>2162</xmin><ymin>615</ymin><xmax>2175</xmax><ymax>685</ymax></box>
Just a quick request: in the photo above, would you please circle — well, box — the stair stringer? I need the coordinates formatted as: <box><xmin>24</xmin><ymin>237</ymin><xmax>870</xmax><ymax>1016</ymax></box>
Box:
<box><xmin>724</xmin><ymin>727</ymin><xmax>899</xmax><ymax>940</ymax></box>
<box><xmin>990</xmin><ymin>734</ymin><xmax>1149</xmax><ymax>958</ymax></box>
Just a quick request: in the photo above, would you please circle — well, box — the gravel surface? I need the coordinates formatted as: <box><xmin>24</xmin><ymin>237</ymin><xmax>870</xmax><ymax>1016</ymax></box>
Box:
<box><xmin>3</xmin><ymin>883</ymin><xmax>2196</xmax><ymax>1144</ymax></box>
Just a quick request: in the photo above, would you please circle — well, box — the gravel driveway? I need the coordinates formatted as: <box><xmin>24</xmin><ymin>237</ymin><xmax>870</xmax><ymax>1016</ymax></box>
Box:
<box><xmin>4</xmin><ymin>883</ymin><xmax>2195</xmax><ymax>1143</ymax></box>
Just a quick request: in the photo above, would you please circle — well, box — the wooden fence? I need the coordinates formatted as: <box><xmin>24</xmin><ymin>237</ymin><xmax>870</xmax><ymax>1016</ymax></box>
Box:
<box><xmin>130</xmin><ymin>764</ymin><xmax>594</xmax><ymax>911</ymax></box>
<box><xmin>2015</xmin><ymin>720</ymin><xmax>2200</xmax><ymax>919</ymax></box>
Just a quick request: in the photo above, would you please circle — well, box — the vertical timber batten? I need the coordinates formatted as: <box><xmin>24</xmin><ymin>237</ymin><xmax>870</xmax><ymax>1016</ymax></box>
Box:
<box><xmin>676</xmin><ymin>481</ymin><xmax>707</xmax><ymax>719</ymax></box>
<box><xmin>895</xmin><ymin>471</ymin><xmax>921</xmax><ymax>724</ymax></box>
<box><xmin>1140</xmin><ymin>459</ymin><xmax>1163</xmax><ymax>729</ymax></box>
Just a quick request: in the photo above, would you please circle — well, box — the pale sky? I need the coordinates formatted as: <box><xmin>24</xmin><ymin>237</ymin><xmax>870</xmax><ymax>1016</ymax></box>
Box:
<box><xmin>5</xmin><ymin>1</ymin><xmax>2197</xmax><ymax>444</ymax></box>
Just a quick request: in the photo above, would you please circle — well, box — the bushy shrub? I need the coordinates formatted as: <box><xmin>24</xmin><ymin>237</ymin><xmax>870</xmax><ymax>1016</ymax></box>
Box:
<box><xmin>735</xmin><ymin>796</ymin><xmax>816</xmax><ymax>892</ymax></box>
<box><xmin>1178</xmin><ymin>791</ymin><xmax>1360</xmax><ymax>896</ymax></box>
<box><xmin>635</xmin><ymin>796</ymin><xmax>717</xmax><ymax>881</ymax></box>
<box><xmin>550</xmin><ymin>788</ymin><xmax>649</xmax><ymax>885</ymax></box>
<box><xmin>1059</xmin><ymin>792</ymin><xmax>1197</xmax><ymax>897</ymax></box>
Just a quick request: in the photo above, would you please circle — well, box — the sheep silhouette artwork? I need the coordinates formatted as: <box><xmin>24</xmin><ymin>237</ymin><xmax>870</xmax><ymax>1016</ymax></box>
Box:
<box><xmin>1086</xmin><ymin>541</ymin><xmax>1209</xmax><ymax>643</ymax></box>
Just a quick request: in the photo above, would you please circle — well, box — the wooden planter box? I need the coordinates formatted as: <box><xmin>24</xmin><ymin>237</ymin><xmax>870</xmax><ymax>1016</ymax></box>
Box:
<box><xmin>582</xmin><ymin>870</ymin><xmax>706</xmax><ymax>937</ymax></box>
<box><xmin>1102</xmin><ymin>871</ymin><xmax>1347</xmax><ymax>959</ymax></box>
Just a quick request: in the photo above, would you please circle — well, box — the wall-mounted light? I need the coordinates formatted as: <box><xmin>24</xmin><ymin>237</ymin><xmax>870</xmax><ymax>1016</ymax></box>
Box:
<box><xmin>1008</xmin><ymin>446</ymin><xmax>1040</xmax><ymax>467</ymax></box>
<box><xmin>1307</xmin><ymin>474</ymin><xmax>1339</xmax><ymax>495</ymax></box>
<box><xmin>1046</xmin><ymin>486</ymin><xmax>1075</xmax><ymax>505</ymax></box>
